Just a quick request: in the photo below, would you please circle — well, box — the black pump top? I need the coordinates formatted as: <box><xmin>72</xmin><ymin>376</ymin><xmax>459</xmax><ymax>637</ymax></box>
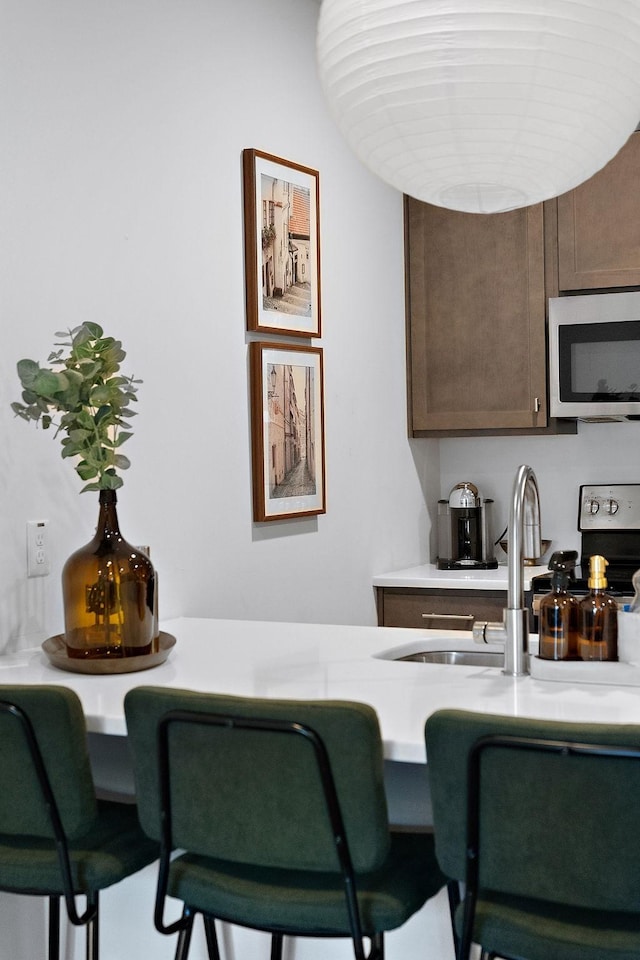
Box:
<box><xmin>547</xmin><ymin>550</ymin><xmax>578</xmax><ymax>589</ymax></box>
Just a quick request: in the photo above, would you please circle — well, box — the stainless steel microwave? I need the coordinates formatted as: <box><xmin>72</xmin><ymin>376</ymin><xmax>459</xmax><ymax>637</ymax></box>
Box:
<box><xmin>549</xmin><ymin>292</ymin><xmax>640</xmax><ymax>421</ymax></box>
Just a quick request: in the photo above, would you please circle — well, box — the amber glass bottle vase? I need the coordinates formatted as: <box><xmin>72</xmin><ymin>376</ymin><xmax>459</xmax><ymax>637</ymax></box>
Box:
<box><xmin>62</xmin><ymin>490</ymin><xmax>159</xmax><ymax>659</ymax></box>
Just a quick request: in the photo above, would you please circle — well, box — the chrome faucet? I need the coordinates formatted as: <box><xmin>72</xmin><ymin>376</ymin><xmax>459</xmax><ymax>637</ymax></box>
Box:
<box><xmin>473</xmin><ymin>465</ymin><xmax>542</xmax><ymax>676</ymax></box>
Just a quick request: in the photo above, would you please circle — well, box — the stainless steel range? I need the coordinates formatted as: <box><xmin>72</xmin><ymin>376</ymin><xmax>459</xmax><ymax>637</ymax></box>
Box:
<box><xmin>532</xmin><ymin>484</ymin><xmax>640</xmax><ymax>613</ymax></box>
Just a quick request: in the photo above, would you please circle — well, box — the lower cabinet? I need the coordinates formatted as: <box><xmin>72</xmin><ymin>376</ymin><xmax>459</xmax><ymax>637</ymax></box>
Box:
<box><xmin>376</xmin><ymin>587</ymin><xmax>507</xmax><ymax>630</ymax></box>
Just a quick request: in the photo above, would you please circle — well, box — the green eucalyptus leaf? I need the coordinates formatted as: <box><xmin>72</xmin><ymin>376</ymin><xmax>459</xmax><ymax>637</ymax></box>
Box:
<box><xmin>83</xmin><ymin>322</ymin><xmax>104</xmax><ymax>338</ymax></box>
<box><xmin>33</xmin><ymin>370</ymin><xmax>63</xmax><ymax>397</ymax></box>
<box><xmin>76</xmin><ymin>461</ymin><xmax>98</xmax><ymax>480</ymax></box>
<box><xmin>93</xmin><ymin>405</ymin><xmax>113</xmax><ymax>425</ymax></box>
<box><xmin>16</xmin><ymin>358</ymin><xmax>40</xmax><ymax>387</ymax></box>
<box><xmin>100</xmin><ymin>472</ymin><xmax>122</xmax><ymax>490</ymax></box>
<box><xmin>63</xmin><ymin>368</ymin><xmax>84</xmax><ymax>385</ymax></box>
<box><xmin>75</xmin><ymin>410</ymin><xmax>96</xmax><ymax>430</ymax></box>
<box><xmin>10</xmin><ymin>402</ymin><xmax>29</xmax><ymax>419</ymax></box>
<box><xmin>76</xmin><ymin>359</ymin><xmax>101</xmax><ymax>379</ymax></box>
<box><xmin>79</xmin><ymin>481</ymin><xmax>101</xmax><ymax>493</ymax></box>
<box><xmin>115</xmin><ymin>431</ymin><xmax>133</xmax><ymax>446</ymax></box>
<box><xmin>89</xmin><ymin>384</ymin><xmax>111</xmax><ymax>405</ymax></box>
<box><xmin>112</xmin><ymin>454</ymin><xmax>131</xmax><ymax>470</ymax></box>
<box><xmin>71</xmin><ymin>325</ymin><xmax>94</xmax><ymax>347</ymax></box>
<box><xmin>68</xmin><ymin>428</ymin><xmax>91</xmax><ymax>443</ymax></box>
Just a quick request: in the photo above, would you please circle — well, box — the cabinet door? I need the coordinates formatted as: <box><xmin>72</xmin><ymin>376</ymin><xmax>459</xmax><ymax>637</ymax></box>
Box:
<box><xmin>406</xmin><ymin>198</ymin><xmax>549</xmax><ymax>434</ymax></box>
<box><xmin>557</xmin><ymin>133</ymin><xmax>640</xmax><ymax>291</ymax></box>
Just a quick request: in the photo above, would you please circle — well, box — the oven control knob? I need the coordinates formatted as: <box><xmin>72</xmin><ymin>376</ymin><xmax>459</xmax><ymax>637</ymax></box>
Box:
<box><xmin>604</xmin><ymin>498</ymin><xmax>619</xmax><ymax>515</ymax></box>
<box><xmin>584</xmin><ymin>498</ymin><xmax>600</xmax><ymax>515</ymax></box>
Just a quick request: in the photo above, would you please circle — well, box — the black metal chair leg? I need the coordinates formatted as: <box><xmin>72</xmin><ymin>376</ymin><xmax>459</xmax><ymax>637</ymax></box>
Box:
<box><xmin>203</xmin><ymin>915</ymin><xmax>221</xmax><ymax>960</ymax></box>
<box><xmin>174</xmin><ymin>907</ymin><xmax>195</xmax><ymax>960</ymax></box>
<box><xmin>86</xmin><ymin>894</ymin><xmax>99</xmax><ymax>960</ymax></box>
<box><xmin>270</xmin><ymin>932</ymin><xmax>284</xmax><ymax>960</ymax></box>
<box><xmin>447</xmin><ymin>880</ymin><xmax>461</xmax><ymax>957</ymax></box>
<box><xmin>48</xmin><ymin>896</ymin><xmax>60</xmax><ymax>960</ymax></box>
<box><xmin>369</xmin><ymin>931</ymin><xmax>384</xmax><ymax>960</ymax></box>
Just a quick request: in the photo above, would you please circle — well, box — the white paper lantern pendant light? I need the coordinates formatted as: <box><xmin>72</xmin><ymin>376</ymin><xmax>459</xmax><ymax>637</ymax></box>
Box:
<box><xmin>316</xmin><ymin>0</ymin><xmax>640</xmax><ymax>213</ymax></box>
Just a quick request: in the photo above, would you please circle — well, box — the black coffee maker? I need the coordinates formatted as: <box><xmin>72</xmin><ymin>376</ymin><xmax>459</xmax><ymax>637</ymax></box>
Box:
<box><xmin>437</xmin><ymin>481</ymin><xmax>497</xmax><ymax>570</ymax></box>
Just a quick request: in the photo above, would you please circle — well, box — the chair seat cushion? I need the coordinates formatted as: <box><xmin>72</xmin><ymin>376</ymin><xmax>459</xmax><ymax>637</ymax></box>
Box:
<box><xmin>169</xmin><ymin>830</ymin><xmax>445</xmax><ymax>936</ymax></box>
<box><xmin>0</xmin><ymin>800</ymin><xmax>158</xmax><ymax>895</ymax></box>
<box><xmin>460</xmin><ymin>891</ymin><xmax>640</xmax><ymax>960</ymax></box>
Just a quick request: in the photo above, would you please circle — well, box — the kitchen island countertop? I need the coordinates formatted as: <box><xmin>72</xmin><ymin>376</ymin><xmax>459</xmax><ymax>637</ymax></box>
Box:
<box><xmin>4</xmin><ymin>617</ymin><xmax>640</xmax><ymax>764</ymax></box>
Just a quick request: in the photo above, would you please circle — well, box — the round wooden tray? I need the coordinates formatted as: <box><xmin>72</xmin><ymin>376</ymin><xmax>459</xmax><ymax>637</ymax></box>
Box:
<box><xmin>42</xmin><ymin>632</ymin><xmax>176</xmax><ymax>675</ymax></box>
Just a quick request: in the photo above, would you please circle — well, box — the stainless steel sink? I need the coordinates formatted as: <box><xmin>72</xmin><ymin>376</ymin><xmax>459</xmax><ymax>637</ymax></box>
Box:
<box><xmin>396</xmin><ymin>650</ymin><xmax>503</xmax><ymax>667</ymax></box>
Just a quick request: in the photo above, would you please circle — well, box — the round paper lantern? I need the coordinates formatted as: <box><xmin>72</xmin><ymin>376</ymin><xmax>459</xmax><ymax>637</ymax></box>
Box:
<box><xmin>316</xmin><ymin>0</ymin><xmax>640</xmax><ymax>213</ymax></box>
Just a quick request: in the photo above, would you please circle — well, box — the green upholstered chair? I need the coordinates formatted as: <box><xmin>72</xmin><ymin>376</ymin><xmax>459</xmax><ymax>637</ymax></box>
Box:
<box><xmin>0</xmin><ymin>684</ymin><xmax>158</xmax><ymax>960</ymax></box>
<box><xmin>425</xmin><ymin>708</ymin><xmax>640</xmax><ymax>960</ymax></box>
<box><xmin>124</xmin><ymin>686</ymin><xmax>449</xmax><ymax>960</ymax></box>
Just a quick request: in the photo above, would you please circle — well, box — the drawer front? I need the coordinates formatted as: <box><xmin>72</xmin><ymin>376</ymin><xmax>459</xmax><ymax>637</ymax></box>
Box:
<box><xmin>377</xmin><ymin>588</ymin><xmax>506</xmax><ymax>630</ymax></box>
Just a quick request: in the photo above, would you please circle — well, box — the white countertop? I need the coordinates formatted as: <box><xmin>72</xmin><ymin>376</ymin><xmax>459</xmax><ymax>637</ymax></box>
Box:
<box><xmin>4</xmin><ymin>617</ymin><xmax>640</xmax><ymax>765</ymax></box>
<box><xmin>372</xmin><ymin>562</ymin><xmax>548</xmax><ymax>591</ymax></box>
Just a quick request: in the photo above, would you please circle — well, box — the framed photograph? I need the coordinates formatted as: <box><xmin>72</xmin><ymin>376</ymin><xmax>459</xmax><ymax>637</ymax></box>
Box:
<box><xmin>250</xmin><ymin>341</ymin><xmax>325</xmax><ymax>522</ymax></box>
<box><xmin>243</xmin><ymin>149</ymin><xmax>321</xmax><ymax>337</ymax></box>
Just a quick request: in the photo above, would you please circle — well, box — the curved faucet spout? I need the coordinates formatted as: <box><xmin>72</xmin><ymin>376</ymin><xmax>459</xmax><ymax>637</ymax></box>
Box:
<box><xmin>508</xmin><ymin>465</ymin><xmax>542</xmax><ymax>612</ymax></box>
<box><xmin>473</xmin><ymin>464</ymin><xmax>541</xmax><ymax>677</ymax></box>
<box><xmin>503</xmin><ymin>465</ymin><xmax>541</xmax><ymax>676</ymax></box>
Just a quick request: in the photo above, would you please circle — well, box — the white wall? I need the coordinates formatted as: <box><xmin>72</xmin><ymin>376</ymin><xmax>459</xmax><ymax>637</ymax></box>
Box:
<box><xmin>438</xmin><ymin>422</ymin><xmax>640</xmax><ymax>561</ymax></box>
<box><xmin>0</xmin><ymin>0</ymin><xmax>438</xmax><ymax>650</ymax></box>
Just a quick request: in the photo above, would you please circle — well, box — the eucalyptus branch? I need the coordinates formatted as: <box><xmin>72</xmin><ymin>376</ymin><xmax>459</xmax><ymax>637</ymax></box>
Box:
<box><xmin>11</xmin><ymin>322</ymin><xmax>141</xmax><ymax>492</ymax></box>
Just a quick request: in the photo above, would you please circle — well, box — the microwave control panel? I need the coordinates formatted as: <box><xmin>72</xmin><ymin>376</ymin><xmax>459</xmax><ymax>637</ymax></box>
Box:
<box><xmin>579</xmin><ymin>484</ymin><xmax>640</xmax><ymax>532</ymax></box>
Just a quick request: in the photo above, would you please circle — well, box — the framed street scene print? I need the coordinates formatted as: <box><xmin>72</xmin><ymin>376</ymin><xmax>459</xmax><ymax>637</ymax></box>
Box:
<box><xmin>250</xmin><ymin>341</ymin><xmax>325</xmax><ymax>521</ymax></box>
<box><xmin>243</xmin><ymin>149</ymin><xmax>321</xmax><ymax>337</ymax></box>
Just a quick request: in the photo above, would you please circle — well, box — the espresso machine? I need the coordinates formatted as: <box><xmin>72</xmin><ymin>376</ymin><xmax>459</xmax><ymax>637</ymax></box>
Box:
<box><xmin>437</xmin><ymin>481</ymin><xmax>498</xmax><ymax>570</ymax></box>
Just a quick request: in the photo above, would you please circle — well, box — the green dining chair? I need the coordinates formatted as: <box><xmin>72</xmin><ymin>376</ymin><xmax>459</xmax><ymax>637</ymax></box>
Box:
<box><xmin>425</xmin><ymin>708</ymin><xmax>640</xmax><ymax>960</ymax></box>
<box><xmin>124</xmin><ymin>686</ymin><xmax>450</xmax><ymax>960</ymax></box>
<box><xmin>0</xmin><ymin>684</ymin><xmax>158</xmax><ymax>960</ymax></box>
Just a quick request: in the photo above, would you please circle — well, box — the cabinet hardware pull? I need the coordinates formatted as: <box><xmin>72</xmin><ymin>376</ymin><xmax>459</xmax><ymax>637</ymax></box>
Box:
<box><xmin>533</xmin><ymin>397</ymin><xmax>541</xmax><ymax>412</ymax></box>
<box><xmin>421</xmin><ymin>613</ymin><xmax>475</xmax><ymax>621</ymax></box>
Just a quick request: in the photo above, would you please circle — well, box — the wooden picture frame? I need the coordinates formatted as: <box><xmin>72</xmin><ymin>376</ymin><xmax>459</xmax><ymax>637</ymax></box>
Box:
<box><xmin>250</xmin><ymin>341</ymin><xmax>325</xmax><ymax>522</ymax></box>
<box><xmin>243</xmin><ymin>149</ymin><xmax>321</xmax><ymax>337</ymax></box>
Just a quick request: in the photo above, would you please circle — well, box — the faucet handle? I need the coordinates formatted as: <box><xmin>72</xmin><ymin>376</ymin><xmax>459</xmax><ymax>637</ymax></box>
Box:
<box><xmin>473</xmin><ymin>620</ymin><xmax>508</xmax><ymax>645</ymax></box>
<box><xmin>473</xmin><ymin>621</ymin><xmax>489</xmax><ymax>644</ymax></box>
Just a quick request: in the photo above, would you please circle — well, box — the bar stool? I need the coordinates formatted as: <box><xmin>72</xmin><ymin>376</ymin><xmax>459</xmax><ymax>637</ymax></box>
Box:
<box><xmin>0</xmin><ymin>684</ymin><xmax>158</xmax><ymax>960</ymax></box>
<box><xmin>125</xmin><ymin>686</ymin><xmax>451</xmax><ymax>960</ymax></box>
<box><xmin>425</xmin><ymin>708</ymin><xmax>640</xmax><ymax>960</ymax></box>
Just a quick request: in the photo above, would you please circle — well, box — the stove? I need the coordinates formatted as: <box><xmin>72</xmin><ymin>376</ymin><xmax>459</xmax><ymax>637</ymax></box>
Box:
<box><xmin>532</xmin><ymin>484</ymin><xmax>640</xmax><ymax>606</ymax></box>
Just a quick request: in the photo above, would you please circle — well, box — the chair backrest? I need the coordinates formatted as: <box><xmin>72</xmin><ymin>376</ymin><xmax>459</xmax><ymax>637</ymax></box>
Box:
<box><xmin>425</xmin><ymin>709</ymin><xmax>640</xmax><ymax>915</ymax></box>
<box><xmin>0</xmin><ymin>685</ymin><xmax>97</xmax><ymax>840</ymax></box>
<box><xmin>124</xmin><ymin>686</ymin><xmax>391</xmax><ymax>874</ymax></box>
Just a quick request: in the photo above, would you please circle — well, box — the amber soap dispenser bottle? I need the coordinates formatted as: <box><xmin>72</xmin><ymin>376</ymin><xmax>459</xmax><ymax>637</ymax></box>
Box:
<box><xmin>539</xmin><ymin>550</ymin><xmax>579</xmax><ymax>660</ymax></box>
<box><xmin>577</xmin><ymin>555</ymin><xmax>618</xmax><ymax>661</ymax></box>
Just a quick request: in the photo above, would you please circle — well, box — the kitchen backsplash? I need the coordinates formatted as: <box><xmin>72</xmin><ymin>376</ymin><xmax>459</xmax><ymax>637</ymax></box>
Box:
<box><xmin>437</xmin><ymin>419</ymin><xmax>640</xmax><ymax>563</ymax></box>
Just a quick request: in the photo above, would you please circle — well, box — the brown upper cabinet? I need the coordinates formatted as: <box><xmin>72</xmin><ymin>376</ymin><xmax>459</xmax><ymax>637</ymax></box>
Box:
<box><xmin>405</xmin><ymin>197</ymin><xmax>573</xmax><ymax>436</ymax></box>
<box><xmin>405</xmin><ymin>132</ymin><xmax>640</xmax><ymax>437</ymax></box>
<box><xmin>556</xmin><ymin>132</ymin><xmax>640</xmax><ymax>291</ymax></box>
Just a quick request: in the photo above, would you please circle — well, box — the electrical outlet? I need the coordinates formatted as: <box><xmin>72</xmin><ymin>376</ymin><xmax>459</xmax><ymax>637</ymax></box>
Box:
<box><xmin>27</xmin><ymin>520</ymin><xmax>50</xmax><ymax>578</ymax></box>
